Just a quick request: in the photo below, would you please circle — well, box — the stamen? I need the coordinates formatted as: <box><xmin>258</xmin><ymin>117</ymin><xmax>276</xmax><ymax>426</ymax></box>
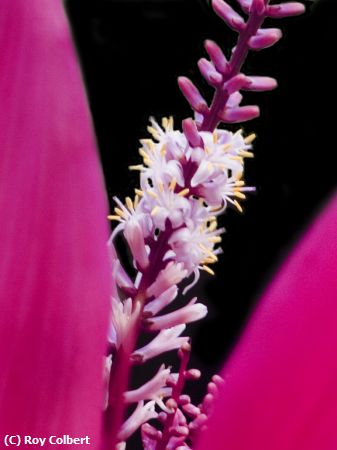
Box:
<box><xmin>139</xmin><ymin>149</ymin><xmax>149</xmax><ymax>159</ymax></box>
<box><xmin>208</xmin><ymin>236</ymin><xmax>222</xmax><ymax>243</ymax></box>
<box><xmin>143</xmin><ymin>139</ymin><xmax>156</xmax><ymax>151</ymax></box>
<box><xmin>233</xmin><ymin>200</ymin><xmax>243</xmax><ymax>213</ymax></box>
<box><xmin>178</xmin><ymin>188</ymin><xmax>190</xmax><ymax>197</ymax></box>
<box><xmin>125</xmin><ymin>197</ymin><xmax>133</xmax><ymax>210</ymax></box>
<box><xmin>245</xmin><ymin>133</ymin><xmax>256</xmax><ymax>144</ymax></box>
<box><xmin>162</xmin><ymin>117</ymin><xmax>168</xmax><ymax>129</ymax></box>
<box><xmin>143</xmin><ymin>158</ymin><xmax>153</xmax><ymax>167</ymax></box>
<box><xmin>135</xmin><ymin>188</ymin><xmax>144</xmax><ymax>196</ymax></box>
<box><xmin>233</xmin><ymin>191</ymin><xmax>246</xmax><ymax>200</ymax></box>
<box><xmin>114</xmin><ymin>207</ymin><xmax>126</xmax><ymax>218</ymax></box>
<box><xmin>208</xmin><ymin>221</ymin><xmax>217</xmax><ymax>232</ymax></box>
<box><xmin>129</xmin><ymin>165</ymin><xmax>144</xmax><ymax>171</ymax></box>
<box><xmin>107</xmin><ymin>215</ymin><xmax>122</xmax><ymax>222</ymax></box>
<box><xmin>151</xmin><ymin>206</ymin><xmax>159</xmax><ymax>216</ymax></box>
<box><xmin>147</xmin><ymin>190</ymin><xmax>158</xmax><ymax>199</ymax></box>
<box><xmin>213</xmin><ymin>130</ymin><xmax>218</xmax><ymax>144</ymax></box>
<box><xmin>160</xmin><ymin>145</ymin><xmax>166</xmax><ymax>156</ymax></box>
<box><xmin>240</xmin><ymin>150</ymin><xmax>254</xmax><ymax>158</ymax></box>
<box><xmin>169</xmin><ymin>178</ymin><xmax>177</xmax><ymax>191</ymax></box>
<box><xmin>223</xmin><ymin>143</ymin><xmax>231</xmax><ymax>152</ymax></box>
<box><xmin>147</xmin><ymin>126</ymin><xmax>160</xmax><ymax>140</ymax></box>
<box><xmin>201</xmin><ymin>265</ymin><xmax>215</xmax><ymax>276</ymax></box>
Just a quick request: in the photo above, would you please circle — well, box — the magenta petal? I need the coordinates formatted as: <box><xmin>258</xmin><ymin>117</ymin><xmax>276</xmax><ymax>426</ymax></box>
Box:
<box><xmin>197</xmin><ymin>193</ymin><xmax>337</xmax><ymax>450</ymax></box>
<box><xmin>0</xmin><ymin>0</ymin><xmax>111</xmax><ymax>446</ymax></box>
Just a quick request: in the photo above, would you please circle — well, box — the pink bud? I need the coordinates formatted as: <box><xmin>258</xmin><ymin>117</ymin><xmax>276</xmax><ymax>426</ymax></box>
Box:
<box><xmin>218</xmin><ymin>105</ymin><xmax>260</xmax><ymax>123</ymax></box>
<box><xmin>189</xmin><ymin>413</ymin><xmax>208</xmax><ymax>430</ymax></box>
<box><xmin>204</xmin><ymin>40</ymin><xmax>228</xmax><ymax>74</ymax></box>
<box><xmin>178</xmin><ymin>77</ymin><xmax>208</xmax><ymax>114</ymax></box>
<box><xmin>212</xmin><ymin>374</ymin><xmax>225</xmax><ymax>387</ymax></box>
<box><xmin>185</xmin><ymin>368</ymin><xmax>202</xmax><ymax>380</ymax></box>
<box><xmin>141</xmin><ymin>423</ymin><xmax>162</xmax><ymax>441</ymax></box>
<box><xmin>244</xmin><ymin>76</ymin><xmax>278</xmax><ymax>91</ymax></box>
<box><xmin>207</xmin><ymin>381</ymin><xmax>219</xmax><ymax>397</ymax></box>
<box><xmin>182</xmin><ymin>403</ymin><xmax>201</xmax><ymax>418</ymax></box>
<box><xmin>236</xmin><ymin>0</ymin><xmax>252</xmax><ymax>14</ymax></box>
<box><xmin>201</xmin><ymin>393</ymin><xmax>215</xmax><ymax>415</ymax></box>
<box><xmin>179</xmin><ymin>395</ymin><xmax>191</xmax><ymax>405</ymax></box>
<box><xmin>182</xmin><ymin>118</ymin><xmax>204</xmax><ymax>148</ymax></box>
<box><xmin>249</xmin><ymin>28</ymin><xmax>283</xmax><ymax>50</ymax></box>
<box><xmin>227</xmin><ymin>92</ymin><xmax>243</xmax><ymax>108</ymax></box>
<box><xmin>169</xmin><ymin>425</ymin><xmax>189</xmax><ymax>437</ymax></box>
<box><xmin>266</xmin><ymin>2</ymin><xmax>305</xmax><ymax>18</ymax></box>
<box><xmin>197</xmin><ymin>58</ymin><xmax>222</xmax><ymax>87</ymax></box>
<box><xmin>212</xmin><ymin>0</ymin><xmax>246</xmax><ymax>32</ymax></box>
<box><xmin>224</xmin><ymin>73</ymin><xmax>247</xmax><ymax>94</ymax></box>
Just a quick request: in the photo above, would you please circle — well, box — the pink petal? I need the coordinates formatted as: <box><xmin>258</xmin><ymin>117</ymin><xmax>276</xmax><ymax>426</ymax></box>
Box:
<box><xmin>197</xmin><ymin>192</ymin><xmax>337</xmax><ymax>450</ymax></box>
<box><xmin>0</xmin><ymin>0</ymin><xmax>111</xmax><ymax>446</ymax></box>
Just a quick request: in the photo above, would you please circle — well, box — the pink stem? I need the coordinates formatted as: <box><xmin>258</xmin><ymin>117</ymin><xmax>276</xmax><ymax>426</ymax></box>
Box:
<box><xmin>103</xmin><ymin>228</ymin><xmax>172</xmax><ymax>449</ymax></box>
<box><xmin>200</xmin><ymin>3</ymin><xmax>267</xmax><ymax>132</ymax></box>
<box><xmin>156</xmin><ymin>343</ymin><xmax>191</xmax><ymax>450</ymax></box>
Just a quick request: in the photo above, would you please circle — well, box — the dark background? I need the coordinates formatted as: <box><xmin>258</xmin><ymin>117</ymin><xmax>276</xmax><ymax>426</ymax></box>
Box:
<box><xmin>65</xmin><ymin>0</ymin><xmax>336</xmax><ymax>388</ymax></box>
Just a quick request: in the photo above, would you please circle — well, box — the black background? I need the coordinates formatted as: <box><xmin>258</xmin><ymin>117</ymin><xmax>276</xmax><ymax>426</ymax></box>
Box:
<box><xmin>65</xmin><ymin>0</ymin><xmax>336</xmax><ymax>402</ymax></box>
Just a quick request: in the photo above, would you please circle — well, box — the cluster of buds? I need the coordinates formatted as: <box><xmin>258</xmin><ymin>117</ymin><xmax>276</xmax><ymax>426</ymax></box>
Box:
<box><xmin>104</xmin><ymin>0</ymin><xmax>305</xmax><ymax>448</ymax></box>
<box><xmin>179</xmin><ymin>0</ymin><xmax>305</xmax><ymax>134</ymax></box>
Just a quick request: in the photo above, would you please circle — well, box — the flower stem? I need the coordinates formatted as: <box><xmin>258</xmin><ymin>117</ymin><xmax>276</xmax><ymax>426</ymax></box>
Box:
<box><xmin>200</xmin><ymin>7</ymin><xmax>266</xmax><ymax>132</ymax></box>
<box><xmin>103</xmin><ymin>228</ymin><xmax>172</xmax><ymax>449</ymax></box>
<box><xmin>156</xmin><ymin>343</ymin><xmax>191</xmax><ymax>450</ymax></box>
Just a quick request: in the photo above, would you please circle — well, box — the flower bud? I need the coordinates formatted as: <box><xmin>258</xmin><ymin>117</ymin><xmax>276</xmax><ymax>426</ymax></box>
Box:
<box><xmin>249</xmin><ymin>28</ymin><xmax>282</xmax><ymax>50</ymax></box>
<box><xmin>178</xmin><ymin>77</ymin><xmax>208</xmax><ymax>114</ymax></box>
<box><xmin>204</xmin><ymin>40</ymin><xmax>229</xmax><ymax>74</ymax></box>
<box><xmin>266</xmin><ymin>2</ymin><xmax>305</xmax><ymax>18</ymax></box>
<box><xmin>219</xmin><ymin>105</ymin><xmax>260</xmax><ymax>123</ymax></box>
<box><xmin>212</xmin><ymin>0</ymin><xmax>246</xmax><ymax>32</ymax></box>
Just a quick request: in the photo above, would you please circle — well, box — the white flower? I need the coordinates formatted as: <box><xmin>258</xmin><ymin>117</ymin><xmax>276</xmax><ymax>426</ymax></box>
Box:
<box><xmin>168</xmin><ymin>198</ymin><xmax>224</xmax><ymax>276</ymax></box>
<box><xmin>144</xmin><ymin>285</ymin><xmax>178</xmax><ymax>316</ymax></box>
<box><xmin>144</xmin><ymin>297</ymin><xmax>208</xmax><ymax>330</ymax></box>
<box><xmin>109</xmin><ymin>297</ymin><xmax>141</xmax><ymax>349</ymax></box>
<box><xmin>118</xmin><ymin>401</ymin><xmax>158</xmax><ymax>442</ymax></box>
<box><xmin>124</xmin><ymin>364</ymin><xmax>172</xmax><ymax>409</ymax></box>
<box><xmin>140</xmin><ymin>176</ymin><xmax>191</xmax><ymax>231</ymax></box>
<box><xmin>147</xmin><ymin>262</ymin><xmax>188</xmax><ymax>298</ymax></box>
<box><xmin>132</xmin><ymin>324</ymin><xmax>189</xmax><ymax>363</ymax></box>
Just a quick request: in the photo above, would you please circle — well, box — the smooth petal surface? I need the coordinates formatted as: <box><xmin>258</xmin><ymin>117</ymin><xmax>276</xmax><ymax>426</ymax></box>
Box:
<box><xmin>0</xmin><ymin>0</ymin><xmax>111</xmax><ymax>445</ymax></box>
<box><xmin>197</xmin><ymin>192</ymin><xmax>337</xmax><ymax>450</ymax></box>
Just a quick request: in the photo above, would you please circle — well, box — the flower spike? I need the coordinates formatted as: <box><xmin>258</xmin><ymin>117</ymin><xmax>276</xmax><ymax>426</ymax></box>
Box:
<box><xmin>105</xmin><ymin>1</ymin><xmax>306</xmax><ymax>448</ymax></box>
<box><xmin>177</xmin><ymin>0</ymin><xmax>305</xmax><ymax>133</ymax></box>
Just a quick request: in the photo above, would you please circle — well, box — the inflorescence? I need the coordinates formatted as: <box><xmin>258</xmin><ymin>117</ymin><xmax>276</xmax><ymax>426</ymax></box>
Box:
<box><xmin>104</xmin><ymin>1</ymin><xmax>305</xmax><ymax>449</ymax></box>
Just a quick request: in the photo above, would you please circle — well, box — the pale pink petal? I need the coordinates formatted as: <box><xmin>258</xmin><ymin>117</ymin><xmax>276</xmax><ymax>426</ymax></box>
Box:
<box><xmin>197</xmin><ymin>193</ymin><xmax>337</xmax><ymax>450</ymax></box>
<box><xmin>0</xmin><ymin>0</ymin><xmax>111</xmax><ymax>446</ymax></box>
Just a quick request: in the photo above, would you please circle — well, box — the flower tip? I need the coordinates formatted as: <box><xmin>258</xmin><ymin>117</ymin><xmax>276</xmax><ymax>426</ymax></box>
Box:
<box><xmin>266</xmin><ymin>2</ymin><xmax>306</xmax><ymax>19</ymax></box>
